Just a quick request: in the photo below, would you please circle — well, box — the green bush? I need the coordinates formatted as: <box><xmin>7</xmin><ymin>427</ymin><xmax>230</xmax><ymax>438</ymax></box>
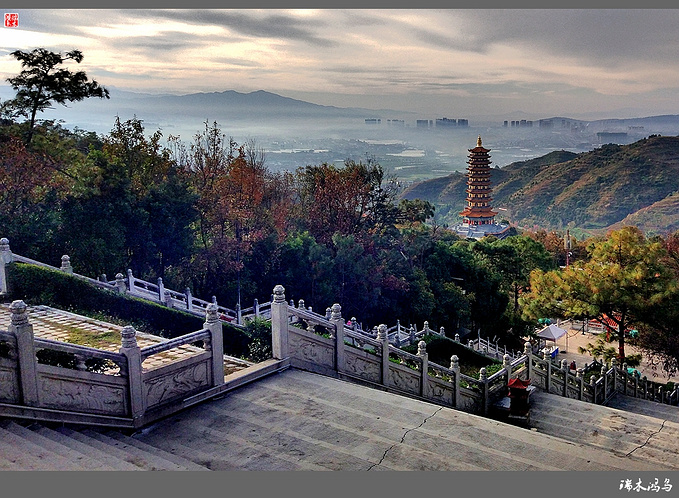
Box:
<box><xmin>6</xmin><ymin>262</ymin><xmax>251</xmax><ymax>357</ymax></box>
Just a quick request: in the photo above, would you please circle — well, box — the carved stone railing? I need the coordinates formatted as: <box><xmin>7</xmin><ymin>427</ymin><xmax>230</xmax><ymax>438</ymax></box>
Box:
<box><xmin>269</xmin><ymin>284</ymin><xmax>679</xmax><ymax>416</ymax></box>
<box><xmin>0</xmin><ymin>300</ymin><xmax>228</xmax><ymax>428</ymax></box>
<box><xmin>0</xmin><ymin>238</ymin><xmax>272</xmax><ymax>328</ymax></box>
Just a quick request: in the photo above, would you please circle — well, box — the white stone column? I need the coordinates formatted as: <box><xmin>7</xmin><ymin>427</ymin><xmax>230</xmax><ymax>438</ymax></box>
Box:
<box><xmin>503</xmin><ymin>353</ymin><xmax>512</xmax><ymax>382</ymax></box>
<box><xmin>418</xmin><ymin>340</ymin><xmax>428</xmax><ymax>398</ymax></box>
<box><xmin>524</xmin><ymin>342</ymin><xmax>532</xmax><ymax>380</ymax></box>
<box><xmin>450</xmin><ymin>355</ymin><xmax>460</xmax><ymax>408</ymax></box>
<box><xmin>119</xmin><ymin>326</ymin><xmax>145</xmax><ymax>421</ymax></box>
<box><xmin>60</xmin><ymin>255</ymin><xmax>73</xmax><ymax>274</ymax></box>
<box><xmin>561</xmin><ymin>359</ymin><xmax>568</xmax><ymax>397</ymax></box>
<box><xmin>9</xmin><ymin>301</ymin><xmax>39</xmax><ymax>406</ymax></box>
<box><xmin>479</xmin><ymin>367</ymin><xmax>489</xmax><ymax>415</ymax></box>
<box><xmin>378</xmin><ymin>324</ymin><xmax>389</xmax><ymax>387</ymax></box>
<box><xmin>205</xmin><ymin>303</ymin><xmax>224</xmax><ymax>386</ymax></box>
<box><xmin>115</xmin><ymin>273</ymin><xmax>127</xmax><ymax>294</ymax></box>
<box><xmin>0</xmin><ymin>238</ymin><xmax>12</xmax><ymax>294</ymax></box>
<box><xmin>271</xmin><ymin>285</ymin><xmax>289</xmax><ymax>360</ymax></box>
<box><xmin>330</xmin><ymin>303</ymin><xmax>344</xmax><ymax>373</ymax></box>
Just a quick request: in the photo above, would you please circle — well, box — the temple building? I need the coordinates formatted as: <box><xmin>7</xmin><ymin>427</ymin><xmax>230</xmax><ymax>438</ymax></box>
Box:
<box><xmin>454</xmin><ymin>136</ymin><xmax>511</xmax><ymax>240</ymax></box>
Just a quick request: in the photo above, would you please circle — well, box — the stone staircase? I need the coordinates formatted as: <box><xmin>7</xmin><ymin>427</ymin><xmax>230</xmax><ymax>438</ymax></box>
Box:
<box><xmin>0</xmin><ymin>419</ymin><xmax>209</xmax><ymax>470</ymax></box>
<box><xmin>529</xmin><ymin>389</ymin><xmax>679</xmax><ymax>470</ymax></box>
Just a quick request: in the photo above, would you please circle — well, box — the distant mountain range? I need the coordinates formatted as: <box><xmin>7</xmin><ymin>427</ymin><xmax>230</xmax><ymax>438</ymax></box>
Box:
<box><xmin>401</xmin><ymin>135</ymin><xmax>679</xmax><ymax>236</ymax></box>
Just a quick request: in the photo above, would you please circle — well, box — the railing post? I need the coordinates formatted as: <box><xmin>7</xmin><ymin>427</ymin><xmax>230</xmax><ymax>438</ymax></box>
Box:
<box><xmin>561</xmin><ymin>359</ymin><xmax>568</xmax><ymax>397</ymax></box>
<box><xmin>479</xmin><ymin>367</ymin><xmax>489</xmax><ymax>416</ymax></box>
<box><xmin>254</xmin><ymin>299</ymin><xmax>260</xmax><ymax>317</ymax></box>
<box><xmin>0</xmin><ymin>238</ymin><xmax>12</xmax><ymax>294</ymax></box>
<box><xmin>330</xmin><ymin>303</ymin><xmax>344</xmax><ymax>373</ymax></box>
<box><xmin>418</xmin><ymin>340</ymin><xmax>428</xmax><ymax>398</ymax></box>
<box><xmin>455</xmin><ymin>333</ymin><xmax>460</xmax><ymax>342</ymax></box>
<box><xmin>157</xmin><ymin>277</ymin><xmax>166</xmax><ymax>303</ymax></box>
<box><xmin>611</xmin><ymin>358</ymin><xmax>617</xmax><ymax>392</ymax></box>
<box><xmin>543</xmin><ymin>349</ymin><xmax>551</xmax><ymax>393</ymax></box>
<box><xmin>119</xmin><ymin>326</ymin><xmax>144</xmax><ymax>422</ymax></box>
<box><xmin>440</xmin><ymin>326</ymin><xmax>445</xmax><ymax>337</ymax></box>
<box><xmin>576</xmin><ymin>368</ymin><xmax>584</xmax><ymax>400</ymax></box>
<box><xmin>236</xmin><ymin>303</ymin><xmax>242</xmax><ymax>325</ymax></box>
<box><xmin>204</xmin><ymin>303</ymin><xmax>224</xmax><ymax>386</ymax></box>
<box><xmin>601</xmin><ymin>365</ymin><xmax>607</xmax><ymax>399</ymax></box>
<box><xmin>114</xmin><ymin>273</ymin><xmax>126</xmax><ymax>294</ymax></box>
<box><xmin>524</xmin><ymin>342</ymin><xmax>532</xmax><ymax>380</ymax></box>
<box><xmin>185</xmin><ymin>288</ymin><xmax>193</xmax><ymax>312</ymax></box>
<box><xmin>10</xmin><ymin>301</ymin><xmax>39</xmax><ymax>406</ymax></box>
<box><xmin>271</xmin><ymin>285</ymin><xmax>289</xmax><ymax>360</ymax></box>
<box><xmin>378</xmin><ymin>324</ymin><xmax>389</xmax><ymax>387</ymax></box>
<box><xmin>450</xmin><ymin>355</ymin><xmax>460</xmax><ymax>408</ymax></box>
<box><xmin>409</xmin><ymin>325</ymin><xmax>415</xmax><ymax>345</ymax></box>
<box><xmin>590</xmin><ymin>375</ymin><xmax>598</xmax><ymax>404</ymax></box>
<box><xmin>503</xmin><ymin>354</ymin><xmax>512</xmax><ymax>382</ymax></box>
<box><xmin>622</xmin><ymin>362</ymin><xmax>629</xmax><ymax>396</ymax></box>
<box><xmin>60</xmin><ymin>255</ymin><xmax>73</xmax><ymax>274</ymax></box>
<box><xmin>126</xmin><ymin>269</ymin><xmax>134</xmax><ymax>295</ymax></box>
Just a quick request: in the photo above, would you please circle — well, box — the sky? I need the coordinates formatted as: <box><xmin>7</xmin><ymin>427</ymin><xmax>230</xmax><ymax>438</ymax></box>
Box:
<box><xmin>2</xmin><ymin>9</ymin><xmax>679</xmax><ymax>120</ymax></box>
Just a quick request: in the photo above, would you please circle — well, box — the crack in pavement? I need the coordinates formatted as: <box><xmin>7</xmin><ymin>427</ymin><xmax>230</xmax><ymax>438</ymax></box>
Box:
<box><xmin>367</xmin><ymin>406</ymin><xmax>443</xmax><ymax>471</ymax></box>
<box><xmin>625</xmin><ymin>419</ymin><xmax>667</xmax><ymax>457</ymax></box>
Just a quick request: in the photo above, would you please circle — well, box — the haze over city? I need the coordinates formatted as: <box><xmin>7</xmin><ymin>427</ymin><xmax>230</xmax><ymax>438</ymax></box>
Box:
<box><xmin>3</xmin><ymin>9</ymin><xmax>679</xmax><ymax>120</ymax></box>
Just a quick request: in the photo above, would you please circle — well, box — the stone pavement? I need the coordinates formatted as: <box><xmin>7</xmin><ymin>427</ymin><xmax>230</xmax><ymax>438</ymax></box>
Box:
<box><xmin>0</xmin><ymin>304</ymin><xmax>251</xmax><ymax>375</ymax></box>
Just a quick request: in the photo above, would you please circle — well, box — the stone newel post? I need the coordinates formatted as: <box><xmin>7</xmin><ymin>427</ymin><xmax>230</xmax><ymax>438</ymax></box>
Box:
<box><xmin>115</xmin><ymin>273</ymin><xmax>127</xmax><ymax>294</ymax></box>
<box><xmin>450</xmin><ymin>355</ymin><xmax>460</xmax><ymax>408</ymax></box>
<box><xmin>204</xmin><ymin>303</ymin><xmax>225</xmax><ymax>386</ymax></box>
<box><xmin>10</xmin><ymin>300</ymin><xmax>39</xmax><ymax>406</ymax></box>
<box><xmin>60</xmin><ymin>255</ymin><xmax>73</xmax><ymax>274</ymax></box>
<box><xmin>524</xmin><ymin>342</ymin><xmax>533</xmax><ymax>380</ymax></box>
<box><xmin>418</xmin><ymin>340</ymin><xmax>428</xmax><ymax>397</ymax></box>
<box><xmin>378</xmin><ymin>324</ymin><xmax>389</xmax><ymax>386</ymax></box>
<box><xmin>329</xmin><ymin>303</ymin><xmax>344</xmax><ymax>373</ymax></box>
<box><xmin>0</xmin><ymin>238</ymin><xmax>12</xmax><ymax>294</ymax></box>
<box><xmin>271</xmin><ymin>285</ymin><xmax>289</xmax><ymax>360</ymax></box>
<box><xmin>119</xmin><ymin>326</ymin><xmax>144</xmax><ymax>421</ymax></box>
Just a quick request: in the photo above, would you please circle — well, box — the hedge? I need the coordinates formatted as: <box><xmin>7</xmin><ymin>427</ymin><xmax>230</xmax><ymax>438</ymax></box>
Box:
<box><xmin>5</xmin><ymin>262</ymin><xmax>252</xmax><ymax>358</ymax></box>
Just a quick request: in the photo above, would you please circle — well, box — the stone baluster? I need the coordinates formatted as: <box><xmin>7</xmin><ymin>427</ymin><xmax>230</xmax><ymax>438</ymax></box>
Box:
<box><xmin>60</xmin><ymin>255</ymin><xmax>73</xmax><ymax>274</ymax></box>
<box><xmin>422</xmin><ymin>321</ymin><xmax>430</xmax><ymax>336</ymax></box>
<box><xmin>503</xmin><ymin>354</ymin><xmax>512</xmax><ymax>383</ymax></box>
<box><xmin>622</xmin><ymin>362</ymin><xmax>629</xmax><ymax>396</ymax></box>
<box><xmin>158</xmin><ymin>277</ymin><xmax>166</xmax><ymax>303</ymax></box>
<box><xmin>611</xmin><ymin>358</ymin><xmax>617</xmax><ymax>392</ymax></box>
<box><xmin>561</xmin><ymin>359</ymin><xmax>569</xmax><ymax>397</ymax></box>
<box><xmin>440</xmin><ymin>326</ymin><xmax>445</xmax><ymax>336</ymax></box>
<box><xmin>119</xmin><ymin>326</ymin><xmax>144</xmax><ymax>422</ymax></box>
<box><xmin>254</xmin><ymin>298</ymin><xmax>260</xmax><ymax>317</ymax></box>
<box><xmin>479</xmin><ymin>367</ymin><xmax>489</xmax><ymax>415</ymax></box>
<box><xmin>10</xmin><ymin>300</ymin><xmax>39</xmax><ymax>406</ymax></box>
<box><xmin>378</xmin><ymin>324</ymin><xmax>389</xmax><ymax>386</ymax></box>
<box><xmin>524</xmin><ymin>342</ymin><xmax>532</xmax><ymax>380</ymax></box>
<box><xmin>113</xmin><ymin>273</ymin><xmax>126</xmax><ymax>294</ymax></box>
<box><xmin>325</xmin><ymin>307</ymin><xmax>332</xmax><ymax>320</ymax></box>
<box><xmin>204</xmin><ymin>303</ymin><xmax>224</xmax><ymax>386</ymax></box>
<box><xmin>126</xmin><ymin>269</ymin><xmax>134</xmax><ymax>294</ymax></box>
<box><xmin>543</xmin><ymin>348</ymin><xmax>551</xmax><ymax>393</ymax></box>
<box><xmin>601</xmin><ymin>365</ymin><xmax>607</xmax><ymax>399</ymax></box>
<box><xmin>576</xmin><ymin>367</ymin><xmax>584</xmax><ymax>400</ymax></box>
<box><xmin>0</xmin><ymin>238</ymin><xmax>12</xmax><ymax>294</ymax></box>
<box><xmin>590</xmin><ymin>375</ymin><xmax>598</xmax><ymax>403</ymax></box>
<box><xmin>454</xmin><ymin>333</ymin><xmax>460</xmax><ymax>342</ymax></box>
<box><xmin>418</xmin><ymin>340</ymin><xmax>428</xmax><ymax>398</ymax></box>
<box><xmin>450</xmin><ymin>355</ymin><xmax>460</xmax><ymax>408</ymax></box>
<box><xmin>271</xmin><ymin>285</ymin><xmax>289</xmax><ymax>360</ymax></box>
<box><xmin>351</xmin><ymin>318</ymin><xmax>358</xmax><ymax>332</ymax></box>
<box><xmin>236</xmin><ymin>303</ymin><xmax>242</xmax><ymax>325</ymax></box>
<box><xmin>409</xmin><ymin>325</ymin><xmax>416</xmax><ymax>345</ymax></box>
<box><xmin>298</xmin><ymin>299</ymin><xmax>305</xmax><ymax>310</ymax></box>
<box><xmin>185</xmin><ymin>288</ymin><xmax>193</xmax><ymax>312</ymax></box>
<box><xmin>330</xmin><ymin>304</ymin><xmax>344</xmax><ymax>373</ymax></box>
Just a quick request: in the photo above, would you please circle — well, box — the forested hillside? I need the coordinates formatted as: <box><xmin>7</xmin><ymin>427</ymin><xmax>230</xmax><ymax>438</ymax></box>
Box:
<box><xmin>402</xmin><ymin>136</ymin><xmax>679</xmax><ymax>234</ymax></box>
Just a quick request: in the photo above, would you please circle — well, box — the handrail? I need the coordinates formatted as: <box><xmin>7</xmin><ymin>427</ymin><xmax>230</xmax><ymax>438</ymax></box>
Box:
<box><xmin>34</xmin><ymin>337</ymin><xmax>126</xmax><ymax>364</ymax></box>
<box><xmin>140</xmin><ymin>329</ymin><xmax>210</xmax><ymax>360</ymax></box>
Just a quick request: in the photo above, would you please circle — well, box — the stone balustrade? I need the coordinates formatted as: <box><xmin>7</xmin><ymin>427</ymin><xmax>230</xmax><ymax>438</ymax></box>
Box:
<box><xmin>0</xmin><ymin>300</ymin><xmax>225</xmax><ymax>428</ymax></box>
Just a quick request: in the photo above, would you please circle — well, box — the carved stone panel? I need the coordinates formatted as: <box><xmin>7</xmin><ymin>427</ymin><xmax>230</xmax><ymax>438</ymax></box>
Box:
<box><xmin>145</xmin><ymin>361</ymin><xmax>209</xmax><ymax>408</ymax></box>
<box><xmin>345</xmin><ymin>351</ymin><xmax>380</xmax><ymax>383</ymax></box>
<box><xmin>40</xmin><ymin>377</ymin><xmax>126</xmax><ymax>415</ymax></box>
<box><xmin>289</xmin><ymin>333</ymin><xmax>334</xmax><ymax>368</ymax></box>
<box><xmin>428</xmin><ymin>379</ymin><xmax>453</xmax><ymax>405</ymax></box>
<box><xmin>0</xmin><ymin>367</ymin><xmax>19</xmax><ymax>403</ymax></box>
<box><xmin>389</xmin><ymin>365</ymin><xmax>420</xmax><ymax>394</ymax></box>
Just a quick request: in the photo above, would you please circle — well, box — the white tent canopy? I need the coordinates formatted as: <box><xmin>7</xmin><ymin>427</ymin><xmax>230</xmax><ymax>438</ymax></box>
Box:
<box><xmin>537</xmin><ymin>324</ymin><xmax>567</xmax><ymax>341</ymax></box>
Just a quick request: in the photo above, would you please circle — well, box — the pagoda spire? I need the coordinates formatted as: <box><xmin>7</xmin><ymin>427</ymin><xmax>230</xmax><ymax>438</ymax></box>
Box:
<box><xmin>459</xmin><ymin>135</ymin><xmax>497</xmax><ymax>226</ymax></box>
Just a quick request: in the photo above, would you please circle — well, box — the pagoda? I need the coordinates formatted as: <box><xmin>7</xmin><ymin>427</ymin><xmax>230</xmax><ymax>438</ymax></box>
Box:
<box><xmin>454</xmin><ymin>136</ymin><xmax>510</xmax><ymax>239</ymax></box>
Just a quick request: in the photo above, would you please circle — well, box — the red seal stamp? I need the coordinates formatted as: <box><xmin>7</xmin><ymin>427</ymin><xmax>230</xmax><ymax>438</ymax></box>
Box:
<box><xmin>4</xmin><ymin>13</ymin><xmax>18</xmax><ymax>28</ymax></box>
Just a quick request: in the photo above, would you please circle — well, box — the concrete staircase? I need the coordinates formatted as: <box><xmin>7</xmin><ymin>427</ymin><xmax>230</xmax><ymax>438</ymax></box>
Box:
<box><xmin>529</xmin><ymin>389</ymin><xmax>679</xmax><ymax>470</ymax></box>
<box><xmin>0</xmin><ymin>419</ymin><xmax>209</xmax><ymax>470</ymax></box>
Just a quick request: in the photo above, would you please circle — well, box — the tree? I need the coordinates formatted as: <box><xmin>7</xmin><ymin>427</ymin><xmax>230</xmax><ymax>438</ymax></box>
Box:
<box><xmin>521</xmin><ymin>227</ymin><xmax>676</xmax><ymax>363</ymax></box>
<box><xmin>3</xmin><ymin>48</ymin><xmax>109</xmax><ymax>145</ymax></box>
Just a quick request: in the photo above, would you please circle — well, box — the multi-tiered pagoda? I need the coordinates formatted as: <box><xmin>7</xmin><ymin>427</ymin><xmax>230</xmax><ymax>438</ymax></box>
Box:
<box><xmin>454</xmin><ymin>136</ymin><xmax>510</xmax><ymax>239</ymax></box>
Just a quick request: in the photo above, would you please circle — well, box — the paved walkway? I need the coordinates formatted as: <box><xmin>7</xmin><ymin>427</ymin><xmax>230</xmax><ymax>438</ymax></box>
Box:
<box><xmin>0</xmin><ymin>304</ymin><xmax>251</xmax><ymax>375</ymax></box>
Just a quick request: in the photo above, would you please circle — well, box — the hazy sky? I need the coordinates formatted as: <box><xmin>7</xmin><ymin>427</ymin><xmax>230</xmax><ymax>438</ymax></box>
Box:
<box><xmin>2</xmin><ymin>9</ymin><xmax>679</xmax><ymax>119</ymax></box>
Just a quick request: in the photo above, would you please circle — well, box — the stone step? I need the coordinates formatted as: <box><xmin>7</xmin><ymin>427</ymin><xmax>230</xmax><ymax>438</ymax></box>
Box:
<box><xmin>79</xmin><ymin>429</ymin><xmax>197</xmax><ymax>471</ymax></box>
<box><xmin>1</xmin><ymin>421</ymin><xmax>113</xmax><ymax>471</ymax></box>
<box><xmin>0</xmin><ymin>421</ymin><xmax>87</xmax><ymax>471</ymax></box>
<box><xmin>607</xmin><ymin>393</ymin><xmax>679</xmax><ymax>423</ymax></box>
<box><xmin>55</xmin><ymin>426</ymin><xmax>161</xmax><ymax>470</ymax></box>
<box><xmin>31</xmin><ymin>424</ymin><xmax>140</xmax><ymax>471</ymax></box>
<box><xmin>529</xmin><ymin>390</ymin><xmax>679</xmax><ymax>470</ymax></box>
<box><xmin>102</xmin><ymin>430</ymin><xmax>210</xmax><ymax>471</ymax></box>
